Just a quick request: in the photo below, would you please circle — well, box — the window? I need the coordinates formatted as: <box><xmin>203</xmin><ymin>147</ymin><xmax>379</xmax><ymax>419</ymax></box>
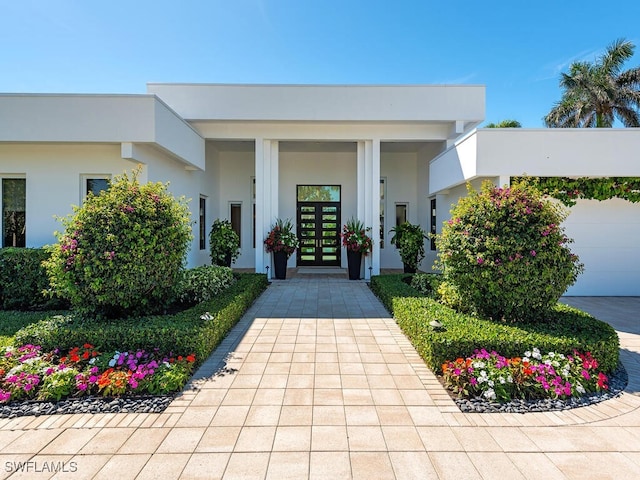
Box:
<box><xmin>395</xmin><ymin>203</ymin><xmax>408</xmax><ymax>227</ymax></box>
<box><xmin>2</xmin><ymin>178</ymin><xmax>26</xmax><ymax>247</ymax></box>
<box><xmin>230</xmin><ymin>203</ymin><xmax>242</xmax><ymax>243</ymax></box>
<box><xmin>199</xmin><ymin>196</ymin><xmax>207</xmax><ymax>250</ymax></box>
<box><xmin>380</xmin><ymin>178</ymin><xmax>386</xmax><ymax>248</ymax></box>
<box><xmin>430</xmin><ymin>198</ymin><xmax>437</xmax><ymax>250</ymax></box>
<box><xmin>81</xmin><ymin>174</ymin><xmax>110</xmax><ymax>201</ymax></box>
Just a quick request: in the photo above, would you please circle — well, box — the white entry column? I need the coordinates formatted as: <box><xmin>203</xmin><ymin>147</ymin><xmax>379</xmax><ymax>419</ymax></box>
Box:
<box><xmin>254</xmin><ymin>139</ymin><xmax>279</xmax><ymax>278</ymax></box>
<box><xmin>357</xmin><ymin>140</ymin><xmax>381</xmax><ymax>279</ymax></box>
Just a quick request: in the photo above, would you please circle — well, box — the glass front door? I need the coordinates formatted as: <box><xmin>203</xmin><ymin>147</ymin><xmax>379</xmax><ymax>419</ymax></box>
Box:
<box><xmin>297</xmin><ymin>186</ymin><xmax>341</xmax><ymax>267</ymax></box>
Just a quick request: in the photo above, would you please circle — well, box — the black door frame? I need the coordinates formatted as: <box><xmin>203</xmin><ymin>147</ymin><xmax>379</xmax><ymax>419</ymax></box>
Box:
<box><xmin>296</xmin><ymin>185</ymin><xmax>341</xmax><ymax>267</ymax></box>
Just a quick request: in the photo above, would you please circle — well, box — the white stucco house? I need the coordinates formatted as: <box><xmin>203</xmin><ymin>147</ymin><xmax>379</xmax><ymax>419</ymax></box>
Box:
<box><xmin>0</xmin><ymin>84</ymin><xmax>638</xmax><ymax>295</ymax></box>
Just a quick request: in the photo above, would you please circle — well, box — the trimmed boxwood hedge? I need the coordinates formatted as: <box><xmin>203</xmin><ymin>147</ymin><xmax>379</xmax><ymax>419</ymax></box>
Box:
<box><xmin>0</xmin><ymin>247</ymin><xmax>68</xmax><ymax>311</ymax></box>
<box><xmin>370</xmin><ymin>275</ymin><xmax>619</xmax><ymax>374</ymax></box>
<box><xmin>14</xmin><ymin>273</ymin><xmax>268</xmax><ymax>368</ymax></box>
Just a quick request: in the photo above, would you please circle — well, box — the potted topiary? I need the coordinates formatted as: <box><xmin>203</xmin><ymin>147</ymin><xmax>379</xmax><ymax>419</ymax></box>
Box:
<box><xmin>389</xmin><ymin>222</ymin><xmax>427</xmax><ymax>273</ymax></box>
<box><xmin>264</xmin><ymin>218</ymin><xmax>299</xmax><ymax>279</ymax></box>
<box><xmin>209</xmin><ymin>219</ymin><xmax>240</xmax><ymax>267</ymax></box>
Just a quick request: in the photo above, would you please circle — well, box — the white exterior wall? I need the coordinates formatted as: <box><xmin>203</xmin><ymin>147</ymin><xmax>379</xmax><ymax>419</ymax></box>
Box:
<box><xmin>418</xmin><ymin>144</ymin><xmax>442</xmax><ymax>269</ymax></box>
<box><xmin>0</xmin><ymin>143</ymin><xmax>138</xmax><ymax>248</ymax></box>
<box><xmin>0</xmin><ymin>142</ymin><xmax>213</xmax><ymax>267</ymax></box>
<box><xmin>279</xmin><ymin>148</ymin><xmax>357</xmax><ymax>270</ymax></box>
<box><xmin>140</xmin><ymin>144</ymin><xmax>215</xmax><ymax>267</ymax></box>
<box><xmin>380</xmin><ymin>152</ymin><xmax>418</xmax><ymax>268</ymax></box>
<box><xmin>208</xmin><ymin>147</ymin><xmax>255</xmax><ymax>268</ymax></box>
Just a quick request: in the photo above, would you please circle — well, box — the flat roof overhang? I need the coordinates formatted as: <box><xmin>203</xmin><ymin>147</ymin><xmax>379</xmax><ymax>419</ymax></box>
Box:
<box><xmin>0</xmin><ymin>94</ymin><xmax>205</xmax><ymax>170</ymax></box>
<box><xmin>147</xmin><ymin>83</ymin><xmax>485</xmax><ymax>130</ymax></box>
<box><xmin>429</xmin><ymin>128</ymin><xmax>640</xmax><ymax>194</ymax></box>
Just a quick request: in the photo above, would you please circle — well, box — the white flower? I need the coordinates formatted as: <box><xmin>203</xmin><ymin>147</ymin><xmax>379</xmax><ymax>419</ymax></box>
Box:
<box><xmin>506</xmin><ymin>375</ymin><xmax>513</xmax><ymax>383</ymax></box>
<box><xmin>524</xmin><ymin>351</ymin><xmax>531</xmax><ymax>358</ymax></box>
<box><xmin>488</xmin><ymin>380</ymin><xmax>495</xmax><ymax>387</ymax></box>
<box><xmin>522</xmin><ymin>356</ymin><xmax>530</xmax><ymax>363</ymax></box>
<box><xmin>108</xmin><ymin>359</ymin><xmax>116</xmax><ymax>367</ymax></box>
<box><xmin>499</xmin><ymin>376</ymin><xmax>506</xmax><ymax>384</ymax></box>
<box><xmin>532</xmin><ymin>348</ymin><xmax>542</xmax><ymax>360</ymax></box>
<box><xmin>576</xmin><ymin>383</ymin><xmax>586</xmax><ymax>394</ymax></box>
<box><xmin>472</xmin><ymin>361</ymin><xmax>486</xmax><ymax>369</ymax></box>
<box><xmin>548</xmin><ymin>352</ymin><xmax>555</xmax><ymax>358</ymax></box>
<box><xmin>483</xmin><ymin>388</ymin><xmax>496</xmax><ymax>400</ymax></box>
<box><xmin>200</xmin><ymin>312</ymin><xmax>213</xmax><ymax>321</ymax></box>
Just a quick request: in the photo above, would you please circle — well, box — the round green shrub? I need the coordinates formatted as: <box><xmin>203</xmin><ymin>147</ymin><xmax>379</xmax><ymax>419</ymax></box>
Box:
<box><xmin>436</xmin><ymin>181</ymin><xmax>584</xmax><ymax>322</ymax></box>
<box><xmin>209</xmin><ymin>219</ymin><xmax>240</xmax><ymax>266</ymax></box>
<box><xmin>177</xmin><ymin>265</ymin><xmax>236</xmax><ymax>305</ymax></box>
<box><xmin>44</xmin><ymin>169</ymin><xmax>192</xmax><ymax>318</ymax></box>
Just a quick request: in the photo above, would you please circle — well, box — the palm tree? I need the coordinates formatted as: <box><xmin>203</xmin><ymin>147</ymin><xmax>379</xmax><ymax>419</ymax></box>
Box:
<box><xmin>484</xmin><ymin>119</ymin><xmax>522</xmax><ymax>128</ymax></box>
<box><xmin>544</xmin><ymin>38</ymin><xmax>640</xmax><ymax>127</ymax></box>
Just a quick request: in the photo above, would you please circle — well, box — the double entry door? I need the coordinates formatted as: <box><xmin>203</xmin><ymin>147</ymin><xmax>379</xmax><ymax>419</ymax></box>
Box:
<box><xmin>296</xmin><ymin>186</ymin><xmax>341</xmax><ymax>267</ymax></box>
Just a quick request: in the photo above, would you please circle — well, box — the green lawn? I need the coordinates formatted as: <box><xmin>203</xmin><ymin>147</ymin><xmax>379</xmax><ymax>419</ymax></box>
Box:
<box><xmin>0</xmin><ymin>310</ymin><xmax>67</xmax><ymax>347</ymax></box>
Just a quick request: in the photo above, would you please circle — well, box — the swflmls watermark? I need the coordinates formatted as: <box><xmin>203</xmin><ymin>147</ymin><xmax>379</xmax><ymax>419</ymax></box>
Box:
<box><xmin>5</xmin><ymin>460</ymin><xmax>78</xmax><ymax>473</ymax></box>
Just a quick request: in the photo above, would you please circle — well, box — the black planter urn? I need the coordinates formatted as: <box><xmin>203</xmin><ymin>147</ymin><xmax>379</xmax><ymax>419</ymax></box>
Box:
<box><xmin>273</xmin><ymin>251</ymin><xmax>288</xmax><ymax>279</ymax></box>
<box><xmin>347</xmin><ymin>249</ymin><xmax>362</xmax><ymax>280</ymax></box>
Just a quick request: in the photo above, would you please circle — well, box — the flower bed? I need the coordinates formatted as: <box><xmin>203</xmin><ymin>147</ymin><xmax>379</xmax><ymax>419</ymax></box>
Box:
<box><xmin>442</xmin><ymin>348</ymin><xmax>608</xmax><ymax>402</ymax></box>
<box><xmin>370</xmin><ymin>274</ymin><xmax>623</xmax><ymax>412</ymax></box>
<box><xmin>370</xmin><ymin>275</ymin><xmax>619</xmax><ymax>375</ymax></box>
<box><xmin>0</xmin><ymin>343</ymin><xmax>196</xmax><ymax>404</ymax></box>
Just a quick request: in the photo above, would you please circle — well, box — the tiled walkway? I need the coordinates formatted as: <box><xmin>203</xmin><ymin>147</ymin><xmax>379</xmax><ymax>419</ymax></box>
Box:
<box><xmin>0</xmin><ymin>277</ymin><xmax>639</xmax><ymax>479</ymax></box>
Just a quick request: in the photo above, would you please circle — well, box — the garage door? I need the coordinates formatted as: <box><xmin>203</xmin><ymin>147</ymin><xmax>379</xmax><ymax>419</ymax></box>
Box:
<box><xmin>562</xmin><ymin>198</ymin><xmax>640</xmax><ymax>296</ymax></box>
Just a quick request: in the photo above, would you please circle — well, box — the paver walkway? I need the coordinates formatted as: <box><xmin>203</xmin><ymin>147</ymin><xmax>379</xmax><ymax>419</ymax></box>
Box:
<box><xmin>0</xmin><ymin>277</ymin><xmax>639</xmax><ymax>479</ymax></box>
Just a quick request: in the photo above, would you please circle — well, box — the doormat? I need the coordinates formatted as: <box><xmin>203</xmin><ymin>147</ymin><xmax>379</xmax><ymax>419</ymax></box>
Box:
<box><xmin>296</xmin><ymin>268</ymin><xmax>345</xmax><ymax>275</ymax></box>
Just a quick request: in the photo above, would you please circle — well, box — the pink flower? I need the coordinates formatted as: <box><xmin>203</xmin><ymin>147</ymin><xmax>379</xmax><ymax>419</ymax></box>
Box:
<box><xmin>530</xmin><ymin>250</ymin><xmax>536</xmax><ymax>257</ymax></box>
<box><xmin>477</xmin><ymin>257</ymin><xmax>484</xmax><ymax>265</ymax></box>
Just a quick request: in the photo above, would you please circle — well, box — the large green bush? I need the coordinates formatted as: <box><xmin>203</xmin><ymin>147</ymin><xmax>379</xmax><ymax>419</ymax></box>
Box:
<box><xmin>14</xmin><ymin>274</ymin><xmax>268</xmax><ymax>368</ymax></box>
<box><xmin>44</xmin><ymin>169</ymin><xmax>192</xmax><ymax>318</ymax></box>
<box><xmin>436</xmin><ymin>181</ymin><xmax>584</xmax><ymax>322</ymax></box>
<box><xmin>370</xmin><ymin>275</ymin><xmax>619</xmax><ymax>374</ymax></box>
<box><xmin>0</xmin><ymin>248</ymin><xmax>67</xmax><ymax>311</ymax></box>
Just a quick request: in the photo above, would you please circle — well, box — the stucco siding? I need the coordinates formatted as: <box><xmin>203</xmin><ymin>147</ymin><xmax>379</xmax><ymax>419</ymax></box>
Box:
<box><xmin>209</xmin><ymin>147</ymin><xmax>255</xmax><ymax>268</ymax></box>
<box><xmin>0</xmin><ymin>143</ymin><xmax>136</xmax><ymax>248</ymax></box>
<box><xmin>380</xmin><ymin>152</ymin><xmax>419</xmax><ymax>268</ymax></box>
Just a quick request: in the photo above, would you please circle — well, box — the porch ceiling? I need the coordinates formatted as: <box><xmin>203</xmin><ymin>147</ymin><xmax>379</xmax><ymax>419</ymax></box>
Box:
<box><xmin>208</xmin><ymin>139</ymin><xmax>439</xmax><ymax>154</ymax></box>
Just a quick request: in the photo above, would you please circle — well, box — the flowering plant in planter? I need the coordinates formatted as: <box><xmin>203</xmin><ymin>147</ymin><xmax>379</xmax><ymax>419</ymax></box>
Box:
<box><xmin>341</xmin><ymin>218</ymin><xmax>373</xmax><ymax>255</ymax></box>
<box><xmin>441</xmin><ymin>348</ymin><xmax>609</xmax><ymax>402</ymax></box>
<box><xmin>264</xmin><ymin>218</ymin><xmax>299</xmax><ymax>258</ymax></box>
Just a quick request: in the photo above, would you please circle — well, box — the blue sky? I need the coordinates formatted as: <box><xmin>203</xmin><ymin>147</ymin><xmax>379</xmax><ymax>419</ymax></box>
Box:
<box><xmin>2</xmin><ymin>0</ymin><xmax>639</xmax><ymax>127</ymax></box>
